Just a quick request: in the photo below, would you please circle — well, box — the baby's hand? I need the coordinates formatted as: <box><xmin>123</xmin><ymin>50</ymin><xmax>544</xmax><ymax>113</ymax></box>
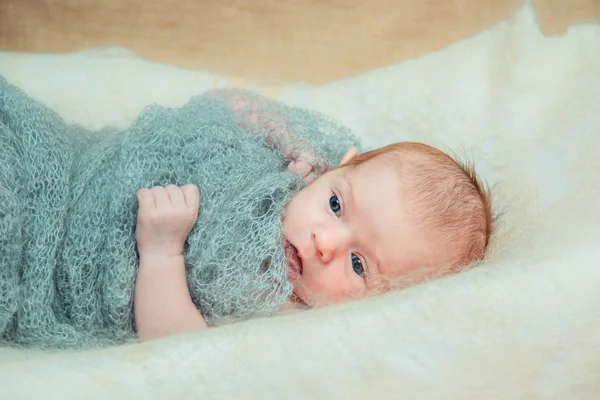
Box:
<box><xmin>287</xmin><ymin>150</ymin><xmax>329</xmax><ymax>185</ymax></box>
<box><xmin>135</xmin><ymin>184</ymin><xmax>200</xmax><ymax>258</ymax></box>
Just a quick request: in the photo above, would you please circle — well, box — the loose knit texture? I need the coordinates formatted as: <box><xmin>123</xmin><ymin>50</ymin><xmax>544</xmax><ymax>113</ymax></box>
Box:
<box><xmin>0</xmin><ymin>78</ymin><xmax>360</xmax><ymax>349</ymax></box>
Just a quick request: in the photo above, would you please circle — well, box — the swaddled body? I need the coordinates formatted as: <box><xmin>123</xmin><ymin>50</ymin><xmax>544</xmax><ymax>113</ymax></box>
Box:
<box><xmin>0</xmin><ymin>77</ymin><xmax>358</xmax><ymax>349</ymax></box>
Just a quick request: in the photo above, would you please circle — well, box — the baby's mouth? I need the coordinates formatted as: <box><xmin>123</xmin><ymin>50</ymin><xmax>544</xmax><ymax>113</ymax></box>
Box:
<box><xmin>284</xmin><ymin>239</ymin><xmax>303</xmax><ymax>281</ymax></box>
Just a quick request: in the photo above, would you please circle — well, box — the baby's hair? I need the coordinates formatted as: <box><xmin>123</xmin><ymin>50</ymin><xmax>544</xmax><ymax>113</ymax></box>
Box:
<box><xmin>343</xmin><ymin>142</ymin><xmax>492</xmax><ymax>271</ymax></box>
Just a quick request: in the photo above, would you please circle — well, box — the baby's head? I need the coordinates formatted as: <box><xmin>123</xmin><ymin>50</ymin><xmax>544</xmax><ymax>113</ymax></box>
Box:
<box><xmin>282</xmin><ymin>142</ymin><xmax>491</xmax><ymax>307</ymax></box>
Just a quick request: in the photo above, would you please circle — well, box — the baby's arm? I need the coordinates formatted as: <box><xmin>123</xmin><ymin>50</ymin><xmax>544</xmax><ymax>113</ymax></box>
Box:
<box><xmin>205</xmin><ymin>89</ymin><xmax>328</xmax><ymax>184</ymax></box>
<box><xmin>134</xmin><ymin>184</ymin><xmax>206</xmax><ymax>341</ymax></box>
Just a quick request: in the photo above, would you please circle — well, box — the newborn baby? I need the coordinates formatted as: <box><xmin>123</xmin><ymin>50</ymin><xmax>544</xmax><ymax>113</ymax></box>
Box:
<box><xmin>0</xmin><ymin>78</ymin><xmax>491</xmax><ymax>348</ymax></box>
<box><xmin>134</xmin><ymin>91</ymin><xmax>492</xmax><ymax>340</ymax></box>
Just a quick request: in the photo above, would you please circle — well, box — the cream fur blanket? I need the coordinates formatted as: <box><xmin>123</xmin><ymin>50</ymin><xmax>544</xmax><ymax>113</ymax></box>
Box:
<box><xmin>0</xmin><ymin>4</ymin><xmax>599</xmax><ymax>399</ymax></box>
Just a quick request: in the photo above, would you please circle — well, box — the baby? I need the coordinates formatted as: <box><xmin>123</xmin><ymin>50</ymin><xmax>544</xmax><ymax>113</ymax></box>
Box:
<box><xmin>134</xmin><ymin>91</ymin><xmax>492</xmax><ymax>341</ymax></box>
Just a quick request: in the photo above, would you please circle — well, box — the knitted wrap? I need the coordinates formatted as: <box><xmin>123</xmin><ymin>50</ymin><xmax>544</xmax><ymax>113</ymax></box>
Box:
<box><xmin>0</xmin><ymin>77</ymin><xmax>360</xmax><ymax>349</ymax></box>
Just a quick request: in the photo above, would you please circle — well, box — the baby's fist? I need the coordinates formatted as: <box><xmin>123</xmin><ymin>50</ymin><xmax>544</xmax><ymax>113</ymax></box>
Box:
<box><xmin>135</xmin><ymin>184</ymin><xmax>200</xmax><ymax>258</ymax></box>
<box><xmin>287</xmin><ymin>151</ymin><xmax>328</xmax><ymax>185</ymax></box>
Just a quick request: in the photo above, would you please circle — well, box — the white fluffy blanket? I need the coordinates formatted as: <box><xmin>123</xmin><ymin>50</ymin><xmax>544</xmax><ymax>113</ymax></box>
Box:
<box><xmin>0</xmin><ymin>4</ymin><xmax>599</xmax><ymax>399</ymax></box>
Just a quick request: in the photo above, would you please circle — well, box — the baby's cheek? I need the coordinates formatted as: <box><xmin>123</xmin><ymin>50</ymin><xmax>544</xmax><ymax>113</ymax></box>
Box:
<box><xmin>302</xmin><ymin>275</ymin><xmax>327</xmax><ymax>295</ymax></box>
<box><xmin>321</xmin><ymin>273</ymin><xmax>367</xmax><ymax>303</ymax></box>
<box><xmin>295</xmin><ymin>275</ymin><xmax>327</xmax><ymax>304</ymax></box>
<box><xmin>313</xmin><ymin>274</ymin><xmax>353</xmax><ymax>303</ymax></box>
<box><xmin>282</xmin><ymin>199</ymin><xmax>306</xmax><ymax>233</ymax></box>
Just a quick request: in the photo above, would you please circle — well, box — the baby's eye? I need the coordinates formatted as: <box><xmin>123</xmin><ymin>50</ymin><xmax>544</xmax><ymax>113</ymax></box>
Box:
<box><xmin>329</xmin><ymin>194</ymin><xmax>341</xmax><ymax>216</ymax></box>
<box><xmin>351</xmin><ymin>254</ymin><xmax>365</xmax><ymax>278</ymax></box>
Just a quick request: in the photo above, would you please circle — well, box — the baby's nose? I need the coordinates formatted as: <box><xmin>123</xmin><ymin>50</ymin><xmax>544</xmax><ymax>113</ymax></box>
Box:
<box><xmin>313</xmin><ymin>229</ymin><xmax>349</xmax><ymax>264</ymax></box>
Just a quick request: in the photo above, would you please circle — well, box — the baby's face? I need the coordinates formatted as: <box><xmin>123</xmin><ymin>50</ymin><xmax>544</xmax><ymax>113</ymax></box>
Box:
<box><xmin>282</xmin><ymin>154</ymin><xmax>433</xmax><ymax>307</ymax></box>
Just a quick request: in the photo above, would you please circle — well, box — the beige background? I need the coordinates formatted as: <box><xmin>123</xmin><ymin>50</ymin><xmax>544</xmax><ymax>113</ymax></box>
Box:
<box><xmin>1</xmin><ymin>0</ymin><xmax>599</xmax><ymax>84</ymax></box>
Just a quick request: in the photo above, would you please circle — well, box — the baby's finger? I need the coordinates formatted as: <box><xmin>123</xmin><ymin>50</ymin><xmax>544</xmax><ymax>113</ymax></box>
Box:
<box><xmin>181</xmin><ymin>184</ymin><xmax>200</xmax><ymax>213</ymax></box>
<box><xmin>303</xmin><ymin>170</ymin><xmax>320</xmax><ymax>185</ymax></box>
<box><xmin>314</xmin><ymin>157</ymin><xmax>329</xmax><ymax>175</ymax></box>
<box><xmin>150</xmin><ymin>186</ymin><xmax>170</xmax><ymax>211</ymax></box>
<box><xmin>136</xmin><ymin>188</ymin><xmax>155</xmax><ymax>210</ymax></box>
<box><xmin>165</xmin><ymin>184</ymin><xmax>185</xmax><ymax>208</ymax></box>
<box><xmin>288</xmin><ymin>160</ymin><xmax>313</xmax><ymax>177</ymax></box>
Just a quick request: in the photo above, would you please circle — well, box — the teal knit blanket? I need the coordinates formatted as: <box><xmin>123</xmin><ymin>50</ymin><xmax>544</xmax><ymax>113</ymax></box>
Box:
<box><xmin>0</xmin><ymin>77</ymin><xmax>359</xmax><ymax>349</ymax></box>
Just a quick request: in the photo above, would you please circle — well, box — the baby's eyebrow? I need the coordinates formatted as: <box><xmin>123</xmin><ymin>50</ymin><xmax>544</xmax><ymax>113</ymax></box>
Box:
<box><xmin>341</xmin><ymin>175</ymin><xmax>356</xmax><ymax>210</ymax></box>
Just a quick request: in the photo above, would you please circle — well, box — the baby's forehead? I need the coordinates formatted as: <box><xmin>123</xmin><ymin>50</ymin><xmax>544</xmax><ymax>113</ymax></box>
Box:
<box><xmin>345</xmin><ymin>153</ymin><xmax>410</xmax><ymax>191</ymax></box>
<box><xmin>339</xmin><ymin>147</ymin><xmax>464</xmax><ymax>220</ymax></box>
<box><xmin>342</xmin><ymin>160</ymin><xmax>410</xmax><ymax>231</ymax></box>
<box><xmin>362</xmin><ymin>149</ymin><xmax>459</xmax><ymax>186</ymax></box>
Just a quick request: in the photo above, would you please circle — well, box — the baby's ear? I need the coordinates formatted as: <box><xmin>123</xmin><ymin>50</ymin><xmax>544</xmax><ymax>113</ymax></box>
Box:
<box><xmin>338</xmin><ymin>147</ymin><xmax>359</xmax><ymax>166</ymax></box>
